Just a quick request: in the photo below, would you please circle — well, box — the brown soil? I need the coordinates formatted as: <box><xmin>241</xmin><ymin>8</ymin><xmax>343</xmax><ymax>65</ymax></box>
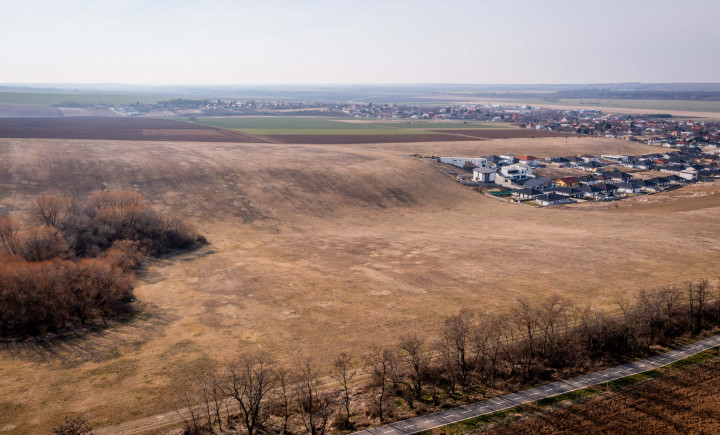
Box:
<box><xmin>486</xmin><ymin>357</ymin><xmax>720</xmax><ymax>434</ymax></box>
<box><xmin>430</xmin><ymin>129</ymin><xmax>574</xmax><ymax>139</ymax></box>
<box><xmin>266</xmin><ymin>133</ymin><xmax>479</xmax><ymax>144</ymax></box>
<box><xmin>0</xmin><ymin>117</ymin><xmax>270</xmax><ymax>143</ymax></box>
<box><xmin>0</xmin><ymin>104</ymin><xmax>64</xmax><ymax>117</ymax></box>
<box><xmin>269</xmin><ymin>129</ymin><xmax>574</xmax><ymax>144</ymax></box>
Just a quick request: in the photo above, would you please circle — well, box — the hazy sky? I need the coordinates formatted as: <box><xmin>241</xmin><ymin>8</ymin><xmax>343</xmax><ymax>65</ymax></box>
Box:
<box><xmin>1</xmin><ymin>0</ymin><xmax>719</xmax><ymax>85</ymax></box>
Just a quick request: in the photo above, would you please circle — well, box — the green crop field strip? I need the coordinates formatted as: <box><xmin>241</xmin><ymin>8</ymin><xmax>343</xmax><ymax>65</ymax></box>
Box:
<box><xmin>0</xmin><ymin>91</ymin><xmax>165</xmax><ymax>106</ymax></box>
<box><xmin>178</xmin><ymin>116</ymin><xmax>511</xmax><ymax>135</ymax></box>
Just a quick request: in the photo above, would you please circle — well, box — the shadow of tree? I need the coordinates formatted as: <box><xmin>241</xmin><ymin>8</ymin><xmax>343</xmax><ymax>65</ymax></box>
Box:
<box><xmin>0</xmin><ymin>302</ymin><xmax>178</xmax><ymax>368</ymax></box>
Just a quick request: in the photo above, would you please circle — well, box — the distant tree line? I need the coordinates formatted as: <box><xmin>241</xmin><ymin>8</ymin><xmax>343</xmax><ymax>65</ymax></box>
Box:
<box><xmin>552</xmin><ymin>90</ymin><xmax>720</xmax><ymax>101</ymax></box>
<box><xmin>175</xmin><ymin>280</ymin><xmax>720</xmax><ymax>434</ymax></box>
<box><xmin>0</xmin><ymin>191</ymin><xmax>205</xmax><ymax>338</ymax></box>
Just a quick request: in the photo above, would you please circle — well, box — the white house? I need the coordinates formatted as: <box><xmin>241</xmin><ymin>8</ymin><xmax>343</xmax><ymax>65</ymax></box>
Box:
<box><xmin>515</xmin><ymin>155</ymin><xmax>539</xmax><ymax>167</ymax></box>
<box><xmin>439</xmin><ymin>157</ymin><xmax>488</xmax><ymax>168</ymax></box>
<box><xmin>499</xmin><ymin>154</ymin><xmax>516</xmax><ymax>164</ymax></box>
<box><xmin>616</xmin><ymin>182</ymin><xmax>643</xmax><ymax>193</ymax></box>
<box><xmin>601</xmin><ymin>154</ymin><xmax>629</xmax><ymax>163</ymax></box>
<box><xmin>678</xmin><ymin>168</ymin><xmax>698</xmax><ymax>181</ymax></box>
<box><xmin>499</xmin><ymin>164</ymin><xmax>533</xmax><ymax>180</ymax></box>
<box><xmin>472</xmin><ymin>167</ymin><xmax>496</xmax><ymax>183</ymax></box>
<box><xmin>535</xmin><ymin>193</ymin><xmax>571</xmax><ymax>206</ymax></box>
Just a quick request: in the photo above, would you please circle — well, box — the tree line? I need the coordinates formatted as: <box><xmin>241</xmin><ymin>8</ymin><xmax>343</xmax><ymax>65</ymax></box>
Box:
<box><xmin>0</xmin><ymin>191</ymin><xmax>205</xmax><ymax>338</ymax></box>
<box><xmin>175</xmin><ymin>280</ymin><xmax>720</xmax><ymax>434</ymax></box>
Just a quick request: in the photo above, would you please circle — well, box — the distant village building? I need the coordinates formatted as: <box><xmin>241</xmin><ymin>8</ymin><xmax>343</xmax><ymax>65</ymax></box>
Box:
<box><xmin>499</xmin><ymin>164</ymin><xmax>533</xmax><ymax>180</ymax></box>
<box><xmin>472</xmin><ymin>167</ymin><xmax>496</xmax><ymax>183</ymax></box>
<box><xmin>439</xmin><ymin>157</ymin><xmax>488</xmax><ymax>168</ymax></box>
<box><xmin>536</xmin><ymin>193</ymin><xmax>570</xmax><ymax>206</ymax></box>
<box><xmin>515</xmin><ymin>155</ymin><xmax>539</xmax><ymax>167</ymax></box>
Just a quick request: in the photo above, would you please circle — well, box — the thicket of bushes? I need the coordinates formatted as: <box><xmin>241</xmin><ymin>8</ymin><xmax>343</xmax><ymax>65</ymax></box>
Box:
<box><xmin>178</xmin><ymin>280</ymin><xmax>720</xmax><ymax>435</ymax></box>
<box><xmin>0</xmin><ymin>191</ymin><xmax>205</xmax><ymax>338</ymax></box>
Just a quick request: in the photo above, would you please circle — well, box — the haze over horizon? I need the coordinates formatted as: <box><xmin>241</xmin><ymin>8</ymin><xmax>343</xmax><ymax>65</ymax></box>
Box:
<box><xmin>2</xmin><ymin>0</ymin><xmax>719</xmax><ymax>86</ymax></box>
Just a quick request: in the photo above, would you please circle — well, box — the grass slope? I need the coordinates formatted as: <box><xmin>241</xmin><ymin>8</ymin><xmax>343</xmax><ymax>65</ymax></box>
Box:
<box><xmin>0</xmin><ymin>135</ymin><xmax>719</xmax><ymax>433</ymax></box>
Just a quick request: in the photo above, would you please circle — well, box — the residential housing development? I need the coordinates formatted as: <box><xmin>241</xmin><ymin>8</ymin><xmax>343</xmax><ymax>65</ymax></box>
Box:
<box><xmin>438</xmin><ymin>145</ymin><xmax>719</xmax><ymax>206</ymax></box>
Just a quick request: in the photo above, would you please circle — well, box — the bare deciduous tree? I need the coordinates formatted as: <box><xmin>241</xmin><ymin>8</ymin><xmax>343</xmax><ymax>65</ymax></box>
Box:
<box><xmin>537</xmin><ymin>294</ymin><xmax>570</xmax><ymax>356</ymax></box>
<box><xmin>441</xmin><ymin>309</ymin><xmax>474</xmax><ymax>389</ymax></box>
<box><xmin>31</xmin><ymin>195</ymin><xmax>72</xmax><ymax>228</ymax></box>
<box><xmin>472</xmin><ymin>313</ymin><xmax>504</xmax><ymax>396</ymax></box>
<box><xmin>510</xmin><ymin>299</ymin><xmax>539</xmax><ymax>377</ymax></box>
<box><xmin>0</xmin><ymin>216</ymin><xmax>21</xmax><ymax>255</ymax></box>
<box><xmin>396</xmin><ymin>333</ymin><xmax>428</xmax><ymax>404</ymax></box>
<box><xmin>223</xmin><ymin>354</ymin><xmax>276</xmax><ymax>435</ymax></box>
<box><xmin>332</xmin><ymin>352</ymin><xmax>354</xmax><ymax>429</ymax></box>
<box><xmin>687</xmin><ymin>279</ymin><xmax>711</xmax><ymax>334</ymax></box>
<box><xmin>273</xmin><ymin>366</ymin><xmax>293</xmax><ymax>434</ymax></box>
<box><xmin>366</xmin><ymin>346</ymin><xmax>394</xmax><ymax>423</ymax></box>
<box><xmin>296</xmin><ymin>358</ymin><xmax>333</xmax><ymax>435</ymax></box>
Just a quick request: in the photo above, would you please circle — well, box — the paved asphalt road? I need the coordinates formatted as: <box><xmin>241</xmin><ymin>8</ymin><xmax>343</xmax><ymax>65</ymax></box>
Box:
<box><xmin>355</xmin><ymin>334</ymin><xmax>720</xmax><ymax>435</ymax></box>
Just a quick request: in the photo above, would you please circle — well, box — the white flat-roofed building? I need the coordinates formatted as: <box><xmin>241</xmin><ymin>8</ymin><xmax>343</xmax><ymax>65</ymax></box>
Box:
<box><xmin>472</xmin><ymin>166</ymin><xmax>496</xmax><ymax>183</ymax></box>
<box><xmin>439</xmin><ymin>157</ymin><xmax>488</xmax><ymax>168</ymax></box>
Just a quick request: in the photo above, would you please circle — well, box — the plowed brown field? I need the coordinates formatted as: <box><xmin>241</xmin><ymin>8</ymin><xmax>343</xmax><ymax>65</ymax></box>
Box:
<box><xmin>430</xmin><ymin>129</ymin><xmax>574</xmax><ymax>139</ymax></box>
<box><xmin>266</xmin><ymin>133</ymin><xmax>477</xmax><ymax>144</ymax></box>
<box><xmin>486</xmin><ymin>357</ymin><xmax>720</xmax><ymax>434</ymax></box>
<box><xmin>0</xmin><ymin>117</ymin><xmax>270</xmax><ymax>142</ymax></box>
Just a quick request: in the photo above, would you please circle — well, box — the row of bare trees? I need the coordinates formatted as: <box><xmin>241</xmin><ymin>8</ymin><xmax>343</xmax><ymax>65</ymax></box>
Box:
<box><xmin>181</xmin><ymin>280</ymin><xmax>720</xmax><ymax>434</ymax></box>
<box><xmin>0</xmin><ymin>191</ymin><xmax>205</xmax><ymax>338</ymax></box>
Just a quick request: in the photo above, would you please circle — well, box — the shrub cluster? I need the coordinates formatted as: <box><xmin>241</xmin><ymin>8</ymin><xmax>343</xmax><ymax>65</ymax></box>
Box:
<box><xmin>0</xmin><ymin>191</ymin><xmax>205</xmax><ymax>338</ymax></box>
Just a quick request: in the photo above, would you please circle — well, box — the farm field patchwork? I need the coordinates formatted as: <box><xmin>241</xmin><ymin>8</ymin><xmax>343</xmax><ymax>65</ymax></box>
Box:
<box><xmin>1</xmin><ymin>135</ymin><xmax>719</xmax><ymax>433</ymax></box>
<box><xmin>179</xmin><ymin>116</ymin><xmax>513</xmax><ymax>135</ymax></box>
<box><xmin>0</xmin><ymin>117</ymin><xmax>270</xmax><ymax>142</ymax></box>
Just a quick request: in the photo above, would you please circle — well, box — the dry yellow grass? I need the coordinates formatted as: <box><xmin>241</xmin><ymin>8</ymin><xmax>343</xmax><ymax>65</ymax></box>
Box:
<box><xmin>1</xmin><ymin>136</ymin><xmax>719</xmax><ymax>433</ymax></box>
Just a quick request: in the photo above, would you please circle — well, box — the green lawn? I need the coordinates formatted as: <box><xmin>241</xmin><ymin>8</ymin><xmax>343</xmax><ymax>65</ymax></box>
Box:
<box><xmin>177</xmin><ymin>116</ymin><xmax>510</xmax><ymax>135</ymax></box>
<box><xmin>0</xmin><ymin>91</ymin><xmax>165</xmax><ymax>106</ymax></box>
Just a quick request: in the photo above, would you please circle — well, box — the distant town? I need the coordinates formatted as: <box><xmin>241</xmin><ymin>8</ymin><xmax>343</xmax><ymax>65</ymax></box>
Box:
<box><xmin>103</xmin><ymin>98</ymin><xmax>720</xmax><ymax>148</ymax></box>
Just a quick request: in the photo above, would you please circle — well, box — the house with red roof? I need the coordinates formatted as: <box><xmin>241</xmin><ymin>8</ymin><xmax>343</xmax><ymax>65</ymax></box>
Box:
<box><xmin>515</xmin><ymin>155</ymin><xmax>539</xmax><ymax>167</ymax></box>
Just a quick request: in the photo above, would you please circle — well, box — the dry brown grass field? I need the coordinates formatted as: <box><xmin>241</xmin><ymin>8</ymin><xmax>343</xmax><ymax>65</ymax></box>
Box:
<box><xmin>1</xmin><ymin>135</ymin><xmax>720</xmax><ymax>433</ymax></box>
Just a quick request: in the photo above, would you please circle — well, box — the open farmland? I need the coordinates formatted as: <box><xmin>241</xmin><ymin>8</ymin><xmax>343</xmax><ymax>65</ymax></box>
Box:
<box><xmin>0</xmin><ymin>91</ymin><xmax>165</xmax><ymax>106</ymax></box>
<box><xmin>485</xmin><ymin>353</ymin><xmax>720</xmax><ymax>434</ymax></box>
<box><xmin>0</xmin><ymin>117</ymin><xmax>269</xmax><ymax>142</ymax></box>
<box><xmin>1</xmin><ymin>134</ymin><xmax>720</xmax><ymax>433</ymax></box>
<box><xmin>179</xmin><ymin>116</ymin><xmax>568</xmax><ymax>143</ymax></box>
<box><xmin>182</xmin><ymin>116</ymin><xmax>513</xmax><ymax>135</ymax></box>
<box><xmin>0</xmin><ymin>116</ymin><xmax>575</xmax><ymax>144</ymax></box>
